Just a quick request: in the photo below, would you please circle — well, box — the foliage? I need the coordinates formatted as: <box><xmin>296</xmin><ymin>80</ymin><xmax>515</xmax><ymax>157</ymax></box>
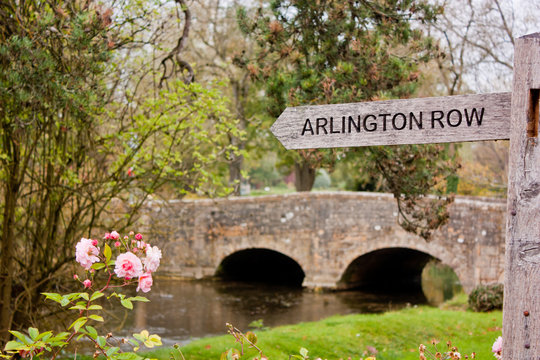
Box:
<box><xmin>313</xmin><ymin>169</ymin><xmax>332</xmax><ymax>189</ymax></box>
<box><xmin>456</xmin><ymin>142</ymin><xmax>508</xmax><ymax>197</ymax></box>
<box><xmin>0</xmin><ymin>0</ymin><xmax>242</xmax><ymax>339</ymax></box>
<box><xmin>235</xmin><ymin>0</ymin><xmax>458</xmax><ymax>238</ymax></box>
<box><xmin>468</xmin><ymin>284</ymin><xmax>504</xmax><ymax>312</ymax></box>
<box><xmin>187</xmin><ymin>0</ymin><xmax>267</xmax><ymax>194</ymax></box>
<box><xmin>1</xmin><ymin>231</ymin><xmax>162</xmax><ymax>359</ymax></box>
<box><xmin>237</xmin><ymin>0</ymin><xmax>441</xmax><ymax>116</ymax></box>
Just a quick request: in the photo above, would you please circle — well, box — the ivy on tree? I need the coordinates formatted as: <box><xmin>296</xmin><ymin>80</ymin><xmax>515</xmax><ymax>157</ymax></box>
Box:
<box><xmin>236</xmin><ymin>0</ymin><xmax>458</xmax><ymax>239</ymax></box>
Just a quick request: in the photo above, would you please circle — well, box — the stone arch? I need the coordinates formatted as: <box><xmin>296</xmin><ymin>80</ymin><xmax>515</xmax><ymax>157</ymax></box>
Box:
<box><xmin>336</xmin><ymin>242</ymin><xmax>465</xmax><ymax>292</ymax></box>
<box><xmin>215</xmin><ymin>247</ymin><xmax>306</xmax><ymax>287</ymax></box>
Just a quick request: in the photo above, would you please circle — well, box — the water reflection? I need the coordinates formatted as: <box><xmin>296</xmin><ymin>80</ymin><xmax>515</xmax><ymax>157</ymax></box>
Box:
<box><xmin>111</xmin><ymin>279</ymin><xmax>427</xmax><ymax>346</ymax></box>
<box><xmin>421</xmin><ymin>260</ymin><xmax>463</xmax><ymax>305</ymax></box>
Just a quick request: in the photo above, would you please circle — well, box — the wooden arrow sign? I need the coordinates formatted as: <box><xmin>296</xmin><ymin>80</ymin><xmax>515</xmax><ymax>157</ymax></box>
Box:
<box><xmin>271</xmin><ymin>92</ymin><xmax>511</xmax><ymax>149</ymax></box>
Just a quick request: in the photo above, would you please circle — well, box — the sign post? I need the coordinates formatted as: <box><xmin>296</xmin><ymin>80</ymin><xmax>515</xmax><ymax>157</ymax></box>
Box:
<box><xmin>502</xmin><ymin>33</ymin><xmax>540</xmax><ymax>359</ymax></box>
<box><xmin>270</xmin><ymin>33</ymin><xmax>540</xmax><ymax>359</ymax></box>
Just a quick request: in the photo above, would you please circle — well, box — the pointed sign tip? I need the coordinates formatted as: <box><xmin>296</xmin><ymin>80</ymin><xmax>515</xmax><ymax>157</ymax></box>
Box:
<box><xmin>520</xmin><ymin>32</ymin><xmax>540</xmax><ymax>39</ymax></box>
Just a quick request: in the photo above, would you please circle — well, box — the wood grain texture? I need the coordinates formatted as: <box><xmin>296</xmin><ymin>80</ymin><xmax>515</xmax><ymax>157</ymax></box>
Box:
<box><xmin>503</xmin><ymin>32</ymin><xmax>540</xmax><ymax>359</ymax></box>
<box><xmin>271</xmin><ymin>92</ymin><xmax>511</xmax><ymax>149</ymax></box>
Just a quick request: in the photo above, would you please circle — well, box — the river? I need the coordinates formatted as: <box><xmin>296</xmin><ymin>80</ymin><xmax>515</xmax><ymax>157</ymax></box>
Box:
<box><xmin>107</xmin><ymin>261</ymin><xmax>461</xmax><ymax>346</ymax></box>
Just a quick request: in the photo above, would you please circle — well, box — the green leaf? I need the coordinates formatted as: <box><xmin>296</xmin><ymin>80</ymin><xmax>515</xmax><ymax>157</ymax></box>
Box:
<box><xmin>148</xmin><ymin>334</ymin><xmax>162</xmax><ymax>346</ymax></box>
<box><xmin>69</xmin><ymin>305</ymin><xmax>87</xmax><ymax>310</ymax></box>
<box><xmin>28</xmin><ymin>327</ymin><xmax>39</xmax><ymax>341</ymax></box>
<box><xmin>104</xmin><ymin>244</ymin><xmax>112</xmax><ymax>262</ymax></box>
<box><xmin>127</xmin><ymin>296</ymin><xmax>149</xmax><ymax>302</ymax></box>
<box><xmin>42</xmin><ymin>292</ymin><xmax>63</xmax><ymax>303</ymax></box>
<box><xmin>106</xmin><ymin>346</ymin><xmax>120</xmax><ymax>357</ymax></box>
<box><xmin>90</xmin><ymin>291</ymin><xmax>105</xmax><ymax>301</ymax></box>
<box><xmin>3</xmin><ymin>341</ymin><xmax>23</xmax><ymax>351</ymax></box>
<box><xmin>300</xmin><ymin>347</ymin><xmax>309</xmax><ymax>358</ymax></box>
<box><xmin>91</xmin><ymin>262</ymin><xmax>106</xmax><ymax>270</ymax></box>
<box><xmin>60</xmin><ymin>297</ymin><xmax>70</xmax><ymax>307</ymax></box>
<box><xmin>116</xmin><ymin>353</ymin><xmax>143</xmax><ymax>360</ymax></box>
<box><xmin>128</xmin><ymin>339</ymin><xmax>139</xmax><ymax>346</ymax></box>
<box><xmin>69</xmin><ymin>317</ymin><xmax>87</xmax><ymax>333</ymax></box>
<box><xmin>85</xmin><ymin>326</ymin><xmax>98</xmax><ymax>339</ymax></box>
<box><xmin>121</xmin><ymin>298</ymin><xmax>133</xmax><ymax>310</ymax></box>
<box><xmin>132</xmin><ymin>332</ymin><xmax>145</xmax><ymax>342</ymax></box>
<box><xmin>108</xmin><ymin>292</ymin><xmax>124</xmax><ymax>300</ymax></box>
<box><xmin>88</xmin><ymin>314</ymin><xmax>104</xmax><ymax>322</ymax></box>
<box><xmin>9</xmin><ymin>331</ymin><xmax>30</xmax><ymax>345</ymax></box>
<box><xmin>53</xmin><ymin>332</ymin><xmax>71</xmax><ymax>340</ymax></box>
<box><xmin>79</xmin><ymin>292</ymin><xmax>89</xmax><ymax>301</ymax></box>
<box><xmin>88</xmin><ymin>304</ymin><xmax>103</xmax><ymax>310</ymax></box>
<box><xmin>65</xmin><ymin>293</ymin><xmax>80</xmax><ymax>301</ymax></box>
<box><xmin>96</xmin><ymin>336</ymin><xmax>107</xmax><ymax>347</ymax></box>
<box><xmin>35</xmin><ymin>331</ymin><xmax>53</xmax><ymax>341</ymax></box>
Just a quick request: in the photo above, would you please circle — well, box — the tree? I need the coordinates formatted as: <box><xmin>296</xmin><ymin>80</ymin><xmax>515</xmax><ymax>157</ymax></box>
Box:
<box><xmin>236</xmin><ymin>0</ymin><xmax>458</xmax><ymax>237</ymax></box>
<box><xmin>419</xmin><ymin>0</ymin><xmax>539</xmax><ymax>196</ymax></box>
<box><xmin>185</xmin><ymin>0</ymin><xmax>254</xmax><ymax>194</ymax></box>
<box><xmin>425</xmin><ymin>0</ymin><xmax>540</xmax><ymax>95</ymax></box>
<box><xmin>0</xmin><ymin>0</ymin><xmax>240</xmax><ymax>340</ymax></box>
<box><xmin>457</xmin><ymin>141</ymin><xmax>508</xmax><ymax>197</ymax></box>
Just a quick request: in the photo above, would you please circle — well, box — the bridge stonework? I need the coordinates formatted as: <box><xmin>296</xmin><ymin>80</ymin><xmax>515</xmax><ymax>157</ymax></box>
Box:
<box><xmin>139</xmin><ymin>192</ymin><xmax>505</xmax><ymax>292</ymax></box>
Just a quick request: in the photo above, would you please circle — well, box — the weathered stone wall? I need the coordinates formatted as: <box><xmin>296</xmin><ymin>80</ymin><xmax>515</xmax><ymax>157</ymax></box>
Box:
<box><xmin>138</xmin><ymin>192</ymin><xmax>506</xmax><ymax>292</ymax></box>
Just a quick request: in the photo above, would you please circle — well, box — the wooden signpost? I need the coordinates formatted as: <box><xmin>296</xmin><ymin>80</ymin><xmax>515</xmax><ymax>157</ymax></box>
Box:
<box><xmin>272</xmin><ymin>92</ymin><xmax>512</xmax><ymax>149</ymax></box>
<box><xmin>271</xmin><ymin>33</ymin><xmax>540</xmax><ymax>359</ymax></box>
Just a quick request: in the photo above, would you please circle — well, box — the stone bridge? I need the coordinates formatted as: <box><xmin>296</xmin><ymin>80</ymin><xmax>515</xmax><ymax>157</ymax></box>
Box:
<box><xmin>140</xmin><ymin>192</ymin><xmax>506</xmax><ymax>292</ymax></box>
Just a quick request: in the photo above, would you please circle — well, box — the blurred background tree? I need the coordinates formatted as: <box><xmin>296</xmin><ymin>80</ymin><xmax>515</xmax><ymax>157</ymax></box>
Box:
<box><xmin>235</xmin><ymin>0</ymin><xmax>459</xmax><ymax>238</ymax></box>
<box><xmin>0</xmin><ymin>0</ymin><xmax>242</xmax><ymax>340</ymax></box>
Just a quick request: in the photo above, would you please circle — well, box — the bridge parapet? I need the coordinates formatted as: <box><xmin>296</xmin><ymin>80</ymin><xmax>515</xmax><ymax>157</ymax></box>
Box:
<box><xmin>139</xmin><ymin>192</ymin><xmax>506</xmax><ymax>292</ymax></box>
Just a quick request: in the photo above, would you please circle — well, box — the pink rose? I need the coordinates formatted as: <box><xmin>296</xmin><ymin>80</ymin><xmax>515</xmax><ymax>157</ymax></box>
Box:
<box><xmin>83</xmin><ymin>279</ymin><xmax>92</xmax><ymax>288</ymax></box>
<box><xmin>136</xmin><ymin>272</ymin><xmax>153</xmax><ymax>293</ymax></box>
<box><xmin>114</xmin><ymin>252</ymin><xmax>143</xmax><ymax>279</ymax></box>
<box><xmin>135</xmin><ymin>233</ymin><xmax>143</xmax><ymax>240</ymax></box>
<box><xmin>143</xmin><ymin>246</ymin><xmax>162</xmax><ymax>273</ymax></box>
<box><xmin>75</xmin><ymin>238</ymin><xmax>100</xmax><ymax>270</ymax></box>
<box><xmin>114</xmin><ymin>241</ymin><xmax>121</xmax><ymax>248</ymax></box>
<box><xmin>492</xmin><ymin>336</ymin><xmax>502</xmax><ymax>359</ymax></box>
<box><xmin>110</xmin><ymin>231</ymin><xmax>120</xmax><ymax>240</ymax></box>
<box><xmin>73</xmin><ymin>274</ymin><xmax>79</xmax><ymax>280</ymax></box>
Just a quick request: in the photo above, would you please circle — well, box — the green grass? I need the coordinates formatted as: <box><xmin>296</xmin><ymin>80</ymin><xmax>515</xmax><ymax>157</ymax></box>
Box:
<box><xmin>145</xmin><ymin>306</ymin><xmax>502</xmax><ymax>360</ymax></box>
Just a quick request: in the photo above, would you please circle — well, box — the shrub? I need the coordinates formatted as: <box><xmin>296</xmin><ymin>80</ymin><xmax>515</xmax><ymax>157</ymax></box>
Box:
<box><xmin>468</xmin><ymin>283</ymin><xmax>504</xmax><ymax>312</ymax></box>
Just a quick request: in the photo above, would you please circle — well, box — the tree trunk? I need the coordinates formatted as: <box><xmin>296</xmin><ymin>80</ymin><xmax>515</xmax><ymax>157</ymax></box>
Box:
<box><xmin>228</xmin><ymin>77</ymin><xmax>248</xmax><ymax>196</ymax></box>
<box><xmin>0</xmin><ymin>174</ymin><xmax>19</xmax><ymax>342</ymax></box>
<box><xmin>294</xmin><ymin>161</ymin><xmax>316</xmax><ymax>191</ymax></box>
<box><xmin>228</xmin><ymin>147</ymin><xmax>244</xmax><ymax>195</ymax></box>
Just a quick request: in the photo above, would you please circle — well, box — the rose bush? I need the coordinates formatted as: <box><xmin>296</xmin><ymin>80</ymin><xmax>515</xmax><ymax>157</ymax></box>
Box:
<box><xmin>1</xmin><ymin>231</ymin><xmax>162</xmax><ymax>360</ymax></box>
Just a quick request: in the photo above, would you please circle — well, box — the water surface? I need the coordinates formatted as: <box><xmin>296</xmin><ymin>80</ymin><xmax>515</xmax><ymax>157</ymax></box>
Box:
<box><xmin>110</xmin><ymin>279</ymin><xmax>428</xmax><ymax>346</ymax></box>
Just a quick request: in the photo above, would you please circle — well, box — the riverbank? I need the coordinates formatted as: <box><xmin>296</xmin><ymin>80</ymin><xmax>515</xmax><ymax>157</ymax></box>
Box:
<box><xmin>144</xmin><ymin>306</ymin><xmax>502</xmax><ymax>360</ymax></box>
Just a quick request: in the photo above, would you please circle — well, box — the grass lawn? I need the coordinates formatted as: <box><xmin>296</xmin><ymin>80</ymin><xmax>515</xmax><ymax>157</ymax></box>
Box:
<box><xmin>145</xmin><ymin>306</ymin><xmax>502</xmax><ymax>360</ymax></box>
